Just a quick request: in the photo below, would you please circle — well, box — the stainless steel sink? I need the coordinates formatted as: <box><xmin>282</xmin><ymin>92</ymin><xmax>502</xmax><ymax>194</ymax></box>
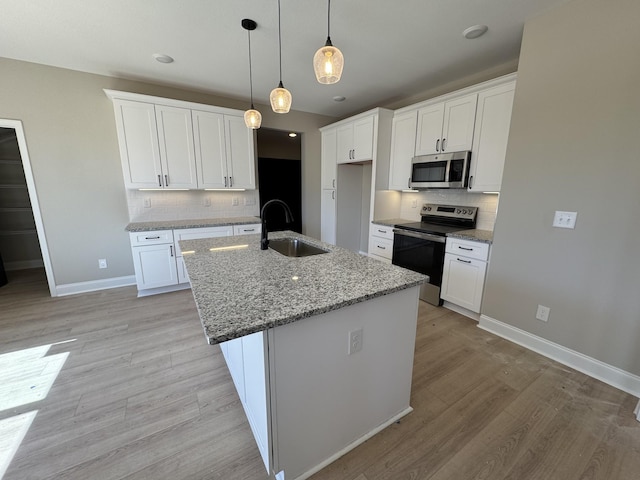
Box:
<box><xmin>268</xmin><ymin>238</ymin><xmax>329</xmax><ymax>257</ymax></box>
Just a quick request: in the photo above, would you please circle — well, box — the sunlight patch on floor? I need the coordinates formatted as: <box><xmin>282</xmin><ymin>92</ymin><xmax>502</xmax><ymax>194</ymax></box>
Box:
<box><xmin>0</xmin><ymin>411</ymin><xmax>37</xmax><ymax>479</ymax></box>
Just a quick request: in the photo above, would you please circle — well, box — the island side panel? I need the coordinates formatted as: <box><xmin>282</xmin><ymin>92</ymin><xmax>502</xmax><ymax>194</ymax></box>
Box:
<box><xmin>268</xmin><ymin>286</ymin><xmax>420</xmax><ymax>479</ymax></box>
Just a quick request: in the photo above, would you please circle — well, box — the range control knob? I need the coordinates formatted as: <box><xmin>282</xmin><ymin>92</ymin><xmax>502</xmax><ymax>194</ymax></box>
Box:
<box><xmin>468</xmin><ymin>210</ymin><xmax>474</xmax><ymax>215</ymax></box>
<box><xmin>461</xmin><ymin>209</ymin><xmax>467</xmax><ymax>214</ymax></box>
<box><xmin>456</xmin><ymin>209</ymin><xmax>461</xmax><ymax>214</ymax></box>
<box><xmin>426</xmin><ymin>206</ymin><xmax>432</xmax><ymax>211</ymax></box>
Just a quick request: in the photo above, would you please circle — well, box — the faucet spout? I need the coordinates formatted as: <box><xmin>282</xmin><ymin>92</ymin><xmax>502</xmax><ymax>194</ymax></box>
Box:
<box><xmin>260</xmin><ymin>199</ymin><xmax>294</xmax><ymax>250</ymax></box>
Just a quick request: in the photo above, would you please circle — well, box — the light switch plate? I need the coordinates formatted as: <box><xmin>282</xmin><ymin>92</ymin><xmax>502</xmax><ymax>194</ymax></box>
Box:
<box><xmin>553</xmin><ymin>211</ymin><xmax>577</xmax><ymax>229</ymax></box>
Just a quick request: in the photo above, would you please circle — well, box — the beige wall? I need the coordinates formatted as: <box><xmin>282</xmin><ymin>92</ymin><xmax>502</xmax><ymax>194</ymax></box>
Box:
<box><xmin>482</xmin><ymin>0</ymin><xmax>640</xmax><ymax>375</ymax></box>
<box><xmin>0</xmin><ymin>57</ymin><xmax>332</xmax><ymax>286</ymax></box>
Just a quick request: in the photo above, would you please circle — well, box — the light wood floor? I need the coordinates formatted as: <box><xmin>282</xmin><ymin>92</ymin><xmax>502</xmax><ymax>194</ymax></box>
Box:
<box><xmin>1</xmin><ymin>269</ymin><xmax>639</xmax><ymax>480</ymax></box>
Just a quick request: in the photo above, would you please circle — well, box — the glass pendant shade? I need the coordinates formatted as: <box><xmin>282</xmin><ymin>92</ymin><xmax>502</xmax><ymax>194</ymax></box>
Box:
<box><xmin>313</xmin><ymin>39</ymin><xmax>344</xmax><ymax>84</ymax></box>
<box><xmin>270</xmin><ymin>82</ymin><xmax>292</xmax><ymax>114</ymax></box>
<box><xmin>244</xmin><ymin>107</ymin><xmax>262</xmax><ymax>129</ymax></box>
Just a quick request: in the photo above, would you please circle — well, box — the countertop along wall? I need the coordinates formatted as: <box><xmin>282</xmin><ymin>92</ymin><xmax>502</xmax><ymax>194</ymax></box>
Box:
<box><xmin>482</xmin><ymin>0</ymin><xmax>640</xmax><ymax>380</ymax></box>
<box><xmin>0</xmin><ymin>57</ymin><xmax>333</xmax><ymax>290</ymax></box>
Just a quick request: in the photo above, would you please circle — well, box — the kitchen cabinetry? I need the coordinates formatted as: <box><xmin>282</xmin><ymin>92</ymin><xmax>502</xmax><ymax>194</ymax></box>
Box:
<box><xmin>128</xmin><ymin>223</ymin><xmax>259</xmax><ymax>295</ymax></box>
<box><xmin>388</xmin><ymin>110</ymin><xmax>418</xmax><ymax>190</ymax></box>
<box><xmin>336</xmin><ymin>115</ymin><xmax>375</xmax><ymax>163</ymax></box>
<box><xmin>415</xmin><ymin>93</ymin><xmax>477</xmax><ymax>156</ymax></box>
<box><xmin>321</xmin><ymin>188</ymin><xmax>337</xmax><ymax>244</ymax></box>
<box><xmin>368</xmin><ymin>223</ymin><xmax>394</xmax><ymax>263</ymax></box>
<box><xmin>467</xmin><ymin>81</ymin><xmax>516</xmax><ymax>192</ymax></box>
<box><xmin>105</xmin><ymin>90</ymin><xmax>256</xmax><ymax>190</ymax></box>
<box><xmin>441</xmin><ymin>237</ymin><xmax>490</xmax><ymax>313</ymax></box>
<box><xmin>193</xmin><ymin>111</ymin><xmax>255</xmax><ymax>190</ymax></box>
<box><xmin>321</xmin><ymin>129</ymin><xmax>338</xmax><ymax>244</ymax></box>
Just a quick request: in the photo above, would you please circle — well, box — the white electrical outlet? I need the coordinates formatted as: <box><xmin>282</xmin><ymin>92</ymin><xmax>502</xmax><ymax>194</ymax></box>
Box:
<box><xmin>232</xmin><ymin>197</ymin><xmax>239</xmax><ymax>206</ymax></box>
<box><xmin>203</xmin><ymin>197</ymin><xmax>211</xmax><ymax>207</ymax></box>
<box><xmin>143</xmin><ymin>198</ymin><xmax>151</xmax><ymax>208</ymax></box>
<box><xmin>348</xmin><ymin>328</ymin><xmax>363</xmax><ymax>355</ymax></box>
<box><xmin>552</xmin><ymin>211</ymin><xmax>577</xmax><ymax>229</ymax></box>
<box><xmin>411</xmin><ymin>199</ymin><xmax>418</xmax><ymax>208</ymax></box>
<box><xmin>536</xmin><ymin>304</ymin><xmax>550</xmax><ymax>322</ymax></box>
<box><xmin>98</xmin><ymin>259</ymin><xmax>107</xmax><ymax>269</ymax></box>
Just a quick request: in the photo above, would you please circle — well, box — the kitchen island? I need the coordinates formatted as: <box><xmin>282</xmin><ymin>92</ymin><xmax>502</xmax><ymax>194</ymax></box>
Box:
<box><xmin>180</xmin><ymin>231</ymin><xmax>427</xmax><ymax>480</ymax></box>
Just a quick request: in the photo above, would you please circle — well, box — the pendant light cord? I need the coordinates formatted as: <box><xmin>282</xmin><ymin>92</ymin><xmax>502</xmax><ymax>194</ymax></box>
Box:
<box><xmin>248</xmin><ymin>28</ymin><xmax>255</xmax><ymax>108</ymax></box>
<box><xmin>327</xmin><ymin>0</ymin><xmax>331</xmax><ymax>38</ymax></box>
<box><xmin>277</xmin><ymin>0</ymin><xmax>283</xmax><ymax>83</ymax></box>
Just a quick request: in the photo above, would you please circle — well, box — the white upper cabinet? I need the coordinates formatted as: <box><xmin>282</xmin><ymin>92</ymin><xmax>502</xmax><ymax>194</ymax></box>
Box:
<box><xmin>113</xmin><ymin>100</ymin><xmax>163</xmax><ymax>189</ymax></box>
<box><xmin>336</xmin><ymin>115</ymin><xmax>375</xmax><ymax>163</ymax></box>
<box><xmin>468</xmin><ymin>81</ymin><xmax>516</xmax><ymax>192</ymax></box>
<box><xmin>155</xmin><ymin>105</ymin><xmax>199</xmax><ymax>189</ymax></box>
<box><xmin>415</xmin><ymin>93</ymin><xmax>477</xmax><ymax>155</ymax></box>
<box><xmin>106</xmin><ymin>90</ymin><xmax>256</xmax><ymax>190</ymax></box>
<box><xmin>321</xmin><ymin>129</ymin><xmax>337</xmax><ymax>190</ymax></box>
<box><xmin>388</xmin><ymin>110</ymin><xmax>418</xmax><ymax>191</ymax></box>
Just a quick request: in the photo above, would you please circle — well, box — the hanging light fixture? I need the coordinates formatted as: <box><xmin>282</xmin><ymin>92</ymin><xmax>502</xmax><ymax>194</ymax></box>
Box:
<box><xmin>270</xmin><ymin>0</ymin><xmax>292</xmax><ymax>114</ymax></box>
<box><xmin>313</xmin><ymin>0</ymin><xmax>344</xmax><ymax>84</ymax></box>
<box><xmin>242</xmin><ymin>19</ymin><xmax>261</xmax><ymax>129</ymax></box>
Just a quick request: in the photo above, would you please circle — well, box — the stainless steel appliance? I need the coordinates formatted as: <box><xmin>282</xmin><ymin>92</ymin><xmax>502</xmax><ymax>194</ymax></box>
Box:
<box><xmin>410</xmin><ymin>150</ymin><xmax>471</xmax><ymax>189</ymax></box>
<box><xmin>392</xmin><ymin>204</ymin><xmax>477</xmax><ymax>305</ymax></box>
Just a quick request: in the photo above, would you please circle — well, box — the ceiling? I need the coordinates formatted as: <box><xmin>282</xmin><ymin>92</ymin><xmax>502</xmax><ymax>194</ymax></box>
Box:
<box><xmin>0</xmin><ymin>0</ymin><xmax>568</xmax><ymax>118</ymax></box>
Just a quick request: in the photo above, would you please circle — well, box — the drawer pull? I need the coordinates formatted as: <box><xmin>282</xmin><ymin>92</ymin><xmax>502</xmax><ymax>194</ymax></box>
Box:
<box><xmin>145</xmin><ymin>236</ymin><xmax>161</xmax><ymax>240</ymax></box>
<box><xmin>457</xmin><ymin>258</ymin><xmax>472</xmax><ymax>263</ymax></box>
<box><xmin>157</xmin><ymin>175</ymin><xmax>162</xmax><ymax>187</ymax></box>
<box><xmin>378</xmin><ymin>229</ymin><xmax>387</xmax><ymax>234</ymax></box>
<box><xmin>244</xmin><ymin>228</ymin><xmax>255</xmax><ymax>232</ymax></box>
<box><xmin>170</xmin><ymin>245</ymin><xmax>174</xmax><ymax>257</ymax></box>
<box><xmin>377</xmin><ymin>245</ymin><xmax>386</xmax><ymax>250</ymax></box>
<box><xmin>164</xmin><ymin>174</ymin><xmax>169</xmax><ymax>187</ymax></box>
<box><xmin>458</xmin><ymin>246</ymin><xmax>473</xmax><ymax>251</ymax></box>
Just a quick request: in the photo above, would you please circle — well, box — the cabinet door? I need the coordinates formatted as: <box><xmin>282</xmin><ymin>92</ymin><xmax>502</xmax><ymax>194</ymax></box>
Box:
<box><xmin>415</xmin><ymin>103</ymin><xmax>445</xmax><ymax>155</ymax></box>
<box><xmin>155</xmin><ymin>105</ymin><xmax>198</xmax><ymax>189</ymax></box>
<box><xmin>193</xmin><ymin>110</ymin><xmax>227</xmax><ymax>189</ymax></box>
<box><xmin>441</xmin><ymin>253</ymin><xmax>487</xmax><ymax>313</ymax></box>
<box><xmin>441</xmin><ymin>93</ymin><xmax>477</xmax><ymax>153</ymax></box>
<box><xmin>352</xmin><ymin>115</ymin><xmax>375</xmax><ymax>161</ymax></box>
<box><xmin>321</xmin><ymin>188</ymin><xmax>337</xmax><ymax>244</ymax></box>
<box><xmin>225</xmin><ymin>116</ymin><xmax>256</xmax><ymax>189</ymax></box>
<box><xmin>113</xmin><ymin>100</ymin><xmax>163</xmax><ymax>189</ymax></box>
<box><xmin>131</xmin><ymin>244</ymin><xmax>178</xmax><ymax>289</ymax></box>
<box><xmin>336</xmin><ymin>123</ymin><xmax>354</xmax><ymax>164</ymax></box>
<box><xmin>176</xmin><ymin>255</ymin><xmax>190</xmax><ymax>284</ymax></box>
<box><xmin>224</xmin><ymin>337</ymin><xmax>245</xmax><ymax>402</ymax></box>
<box><xmin>388</xmin><ymin>110</ymin><xmax>418</xmax><ymax>190</ymax></box>
<box><xmin>321</xmin><ymin>129</ymin><xmax>337</xmax><ymax>190</ymax></box>
<box><xmin>468</xmin><ymin>83</ymin><xmax>515</xmax><ymax>192</ymax></box>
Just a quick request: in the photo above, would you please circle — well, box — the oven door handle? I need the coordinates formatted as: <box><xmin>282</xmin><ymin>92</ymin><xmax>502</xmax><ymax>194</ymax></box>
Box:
<box><xmin>393</xmin><ymin>229</ymin><xmax>446</xmax><ymax>244</ymax></box>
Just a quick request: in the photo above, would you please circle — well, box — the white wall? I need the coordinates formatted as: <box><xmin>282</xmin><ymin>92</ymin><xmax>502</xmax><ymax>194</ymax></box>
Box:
<box><xmin>0</xmin><ymin>57</ymin><xmax>333</xmax><ymax>288</ymax></box>
<box><xmin>482</xmin><ymin>0</ymin><xmax>640</xmax><ymax>376</ymax></box>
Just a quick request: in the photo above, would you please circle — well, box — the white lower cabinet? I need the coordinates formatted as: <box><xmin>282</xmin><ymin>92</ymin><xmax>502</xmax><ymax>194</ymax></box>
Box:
<box><xmin>368</xmin><ymin>223</ymin><xmax>394</xmax><ymax>263</ymax></box>
<box><xmin>131</xmin><ymin>242</ymin><xmax>178</xmax><ymax>290</ymax></box>
<box><xmin>441</xmin><ymin>238</ymin><xmax>490</xmax><ymax>313</ymax></box>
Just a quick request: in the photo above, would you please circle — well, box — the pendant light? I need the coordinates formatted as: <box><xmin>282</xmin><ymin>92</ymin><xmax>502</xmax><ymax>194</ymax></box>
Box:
<box><xmin>242</xmin><ymin>19</ymin><xmax>262</xmax><ymax>129</ymax></box>
<box><xmin>313</xmin><ymin>0</ymin><xmax>344</xmax><ymax>84</ymax></box>
<box><xmin>270</xmin><ymin>0</ymin><xmax>292</xmax><ymax>114</ymax></box>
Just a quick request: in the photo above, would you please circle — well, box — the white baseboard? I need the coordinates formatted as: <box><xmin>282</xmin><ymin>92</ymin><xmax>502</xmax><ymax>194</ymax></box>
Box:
<box><xmin>479</xmin><ymin>314</ymin><xmax>640</xmax><ymax>398</ymax></box>
<box><xmin>4</xmin><ymin>259</ymin><xmax>44</xmax><ymax>271</ymax></box>
<box><xmin>55</xmin><ymin>275</ymin><xmax>136</xmax><ymax>297</ymax></box>
<box><xmin>136</xmin><ymin>283</ymin><xmax>191</xmax><ymax>297</ymax></box>
<box><xmin>291</xmin><ymin>407</ymin><xmax>413</xmax><ymax>480</ymax></box>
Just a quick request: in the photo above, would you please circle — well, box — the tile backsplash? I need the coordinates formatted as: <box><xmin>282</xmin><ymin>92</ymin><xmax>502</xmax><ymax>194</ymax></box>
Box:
<box><xmin>126</xmin><ymin>189</ymin><xmax>261</xmax><ymax>222</ymax></box>
<box><xmin>400</xmin><ymin>191</ymin><xmax>499</xmax><ymax>231</ymax></box>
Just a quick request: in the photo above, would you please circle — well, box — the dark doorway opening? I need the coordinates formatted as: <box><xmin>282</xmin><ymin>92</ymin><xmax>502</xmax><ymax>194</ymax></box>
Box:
<box><xmin>256</xmin><ymin>129</ymin><xmax>302</xmax><ymax>233</ymax></box>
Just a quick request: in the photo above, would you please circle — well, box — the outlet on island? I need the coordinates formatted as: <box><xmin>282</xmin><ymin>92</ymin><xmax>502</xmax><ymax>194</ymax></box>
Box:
<box><xmin>348</xmin><ymin>328</ymin><xmax>363</xmax><ymax>355</ymax></box>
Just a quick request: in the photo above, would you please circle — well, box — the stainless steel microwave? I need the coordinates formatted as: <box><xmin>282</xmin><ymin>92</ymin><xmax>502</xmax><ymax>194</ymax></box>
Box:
<box><xmin>410</xmin><ymin>151</ymin><xmax>471</xmax><ymax>189</ymax></box>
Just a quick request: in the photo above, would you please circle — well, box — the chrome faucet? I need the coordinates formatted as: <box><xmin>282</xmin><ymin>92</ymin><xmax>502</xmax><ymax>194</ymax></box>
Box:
<box><xmin>260</xmin><ymin>199</ymin><xmax>294</xmax><ymax>250</ymax></box>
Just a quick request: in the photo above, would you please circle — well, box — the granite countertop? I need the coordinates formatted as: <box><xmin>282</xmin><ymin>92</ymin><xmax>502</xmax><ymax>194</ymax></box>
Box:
<box><xmin>372</xmin><ymin>218</ymin><xmax>416</xmax><ymax>228</ymax></box>
<box><xmin>180</xmin><ymin>231</ymin><xmax>428</xmax><ymax>345</ymax></box>
<box><xmin>447</xmin><ymin>229</ymin><xmax>493</xmax><ymax>244</ymax></box>
<box><xmin>125</xmin><ymin>216</ymin><xmax>261</xmax><ymax>232</ymax></box>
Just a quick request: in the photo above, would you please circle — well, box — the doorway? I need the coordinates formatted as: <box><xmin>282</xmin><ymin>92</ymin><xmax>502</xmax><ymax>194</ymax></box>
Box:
<box><xmin>0</xmin><ymin>120</ymin><xmax>55</xmax><ymax>294</ymax></box>
<box><xmin>256</xmin><ymin>129</ymin><xmax>302</xmax><ymax>233</ymax></box>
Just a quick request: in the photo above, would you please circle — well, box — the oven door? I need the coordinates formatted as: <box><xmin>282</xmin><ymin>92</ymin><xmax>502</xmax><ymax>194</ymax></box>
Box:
<box><xmin>392</xmin><ymin>229</ymin><xmax>446</xmax><ymax>305</ymax></box>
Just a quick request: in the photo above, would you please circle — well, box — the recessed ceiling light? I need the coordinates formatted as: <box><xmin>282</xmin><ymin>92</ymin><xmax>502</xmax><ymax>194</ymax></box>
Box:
<box><xmin>153</xmin><ymin>53</ymin><xmax>174</xmax><ymax>64</ymax></box>
<box><xmin>288</xmin><ymin>132</ymin><xmax>297</xmax><ymax>137</ymax></box>
<box><xmin>462</xmin><ymin>25</ymin><xmax>488</xmax><ymax>39</ymax></box>
<box><xmin>333</xmin><ymin>96</ymin><xmax>346</xmax><ymax>102</ymax></box>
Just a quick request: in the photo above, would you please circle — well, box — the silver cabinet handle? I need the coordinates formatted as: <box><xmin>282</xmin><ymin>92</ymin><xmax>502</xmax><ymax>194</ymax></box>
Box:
<box><xmin>224</xmin><ymin>177</ymin><xmax>228</xmax><ymax>187</ymax></box>
<box><xmin>436</xmin><ymin>139</ymin><xmax>440</xmax><ymax>152</ymax></box>
<box><xmin>164</xmin><ymin>174</ymin><xmax>169</xmax><ymax>186</ymax></box>
<box><xmin>229</xmin><ymin>176</ymin><xmax>233</xmax><ymax>187</ymax></box>
<box><xmin>332</xmin><ymin>179</ymin><xmax>335</xmax><ymax>188</ymax></box>
<box><xmin>332</xmin><ymin>190</ymin><xmax>335</xmax><ymax>200</ymax></box>
<box><xmin>469</xmin><ymin>176</ymin><xmax>473</xmax><ymax>189</ymax></box>
<box><xmin>442</xmin><ymin>138</ymin><xmax>447</xmax><ymax>151</ymax></box>
<box><xmin>378</xmin><ymin>229</ymin><xmax>387</xmax><ymax>234</ymax></box>
<box><xmin>158</xmin><ymin>175</ymin><xmax>162</xmax><ymax>187</ymax></box>
<box><xmin>377</xmin><ymin>245</ymin><xmax>386</xmax><ymax>250</ymax></box>
<box><xmin>170</xmin><ymin>245</ymin><xmax>174</xmax><ymax>257</ymax></box>
<box><xmin>244</xmin><ymin>228</ymin><xmax>255</xmax><ymax>232</ymax></box>
<box><xmin>458</xmin><ymin>246</ymin><xmax>473</xmax><ymax>251</ymax></box>
<box><xmin>408</xmin><ymin>177</ymin><xmax>411</xmax><ymax>188</ymax></box>
<box><xmin>456</xmin><ymin>258</ymin><xmax>471</xmax><ymax>263</ymax></box>
<box><xmin>145</xmin><ymin>235</ymin><xmax>161</xmax><ymax>240</ymax></box>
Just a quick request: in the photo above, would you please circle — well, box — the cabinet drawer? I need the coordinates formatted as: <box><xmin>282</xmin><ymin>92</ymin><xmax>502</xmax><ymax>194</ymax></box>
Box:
<box><xmin>129</xmin><ymin>230</ymin><xmax>174</xmax><ymax>246</ymax></box>
<box><xmin>370</xmin><ymin>224</ymin><xmax>395</xmax><ymax>240</ymax></box>
<box><xmin>174</xmin><ymin>226</ymin><xmax>233</xmax><ymax>255</ymax></box>
<box><xmin>233</xmin><ymin>224</ymin><xmax>262</xmax><ymax>235</ymax></box>
<box><xmin>368</xmin><ymin>235</ymin><xmax>393</xmax><ymax>260</ymax></box>
<box><xmin>446</xmin><ymin>238</ymin><xmax>489</xmax><ymax>261</ymax></box>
